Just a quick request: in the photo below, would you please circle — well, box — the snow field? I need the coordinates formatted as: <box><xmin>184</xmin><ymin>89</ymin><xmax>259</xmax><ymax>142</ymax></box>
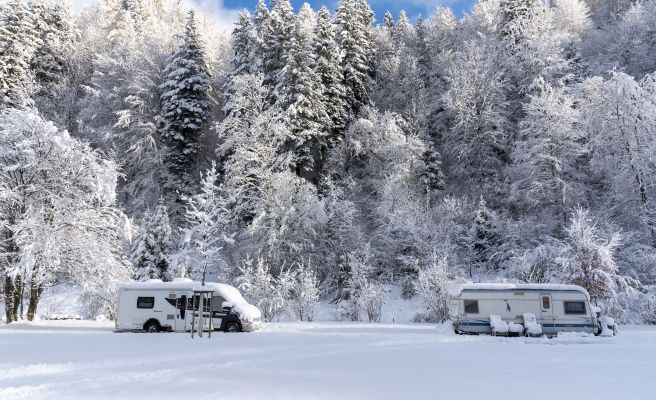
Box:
<box><xmin>1</xmin><ymin>321</ymin><xmax>654</xmax><ymax>400</ymax></box>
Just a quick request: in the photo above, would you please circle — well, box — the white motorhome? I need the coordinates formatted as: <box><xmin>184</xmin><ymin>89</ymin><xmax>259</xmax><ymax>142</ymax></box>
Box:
<box><xmin>448</xmin><ymin>283</ymin><xmax>616</xmax><ymax>336</ymax></box>
<box><xmin>115</xmin><ymin>279</ymin><xmax>261</xmax><ymax>333</ymax></box>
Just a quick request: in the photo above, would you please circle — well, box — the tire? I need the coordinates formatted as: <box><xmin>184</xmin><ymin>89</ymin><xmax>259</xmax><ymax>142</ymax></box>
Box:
<box><xmin>143</xmin><ymin>320</ymin><xmax>161</xmax><ymax>333</ymax></box>
<box><xmin>225</xmin><ymin>322</ymin><xmax>241</xmax><ymax>333</ymax></box>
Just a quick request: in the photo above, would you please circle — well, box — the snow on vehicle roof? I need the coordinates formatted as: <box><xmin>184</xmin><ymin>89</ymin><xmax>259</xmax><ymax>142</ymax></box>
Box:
<box><xmin>448</xmin><ymin>283</ymin><xmax>590</xmax><ymax>298</ymax></box>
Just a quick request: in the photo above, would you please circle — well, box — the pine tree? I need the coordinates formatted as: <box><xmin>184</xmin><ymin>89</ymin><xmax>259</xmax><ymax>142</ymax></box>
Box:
<box><xmin>159</xmin><ymin>10</ymin><xmax>211</xmax><ymax>196</ymax></box>
<box><xmin>131</xmin><ymin>204</ymin><xmax>173</xmax><ymax>281</ymax></box>
<box><xmin>251</xmin><ymin>0</ymin><xmax>270</xmax><ymax>73</ymax></box>
<box><xmin>421</xmin><ymin>144</ymin><xmax>444</xmax><ymax>203</ymax></box>
<box><xmin>314</xmin><ymin>6</ymin><xmax>347</xmax><ymax>146</ymax></box>
<box><xmin>0</xmin><ymin>0</ymin><xmax>37</xmax><ymax>109</ymax></box>
<box><xmin>383</xmin><ymin>11</ymin><xmax>394</xmax><ymax>31</ymax></box>
<box><xmin>279</xmin><ymin>5</ymin><xmax>330</xmax><ymax>179</ymax></box>
<box><xmin>263</xmin><ymin>0</ymin><xmax>295</xmax><ymax>104</ymax></box>
<box><xmin>470</xmin><ymin>196</ymin><xmax>500</xmax><ymax>274</ymax></box>
<box><xmin>415</xmin><ymin>15</ymin><xmax>431</xmax><ymax>85</ymax></box>
<box><xmin>30</xmin><ymin>0</ymin><xmax>75</xmax><ymax>120</ymax></box>
<box><xmin>231</xmin><ymin>10</ymin><xmax>254</xmax><ymax>77</ymax></box>
<box><xmin>335</xmin><ymin>0</ymin><xmax>373</xmax><ymax>118</ymax></box>
<box><xmin>393</xmin><ymin>10</ymin><xmax>415</xmax><ymax>49</ymax></box>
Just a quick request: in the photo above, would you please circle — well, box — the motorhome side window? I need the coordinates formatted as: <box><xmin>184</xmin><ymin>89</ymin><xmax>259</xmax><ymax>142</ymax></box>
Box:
<box><xmin>564</xmin><ymin>301</ymin><xmax>586</xmax><ymax>315</ymax></box>
<box><xmin>137</xmin><ymin>297</ymin><xmax>154</xmax><ymax>309</ymax></box>
<box><xmin>464</xmin><ymin>300</ymin><xmax>479</xmax><ymax>314</ymax></box>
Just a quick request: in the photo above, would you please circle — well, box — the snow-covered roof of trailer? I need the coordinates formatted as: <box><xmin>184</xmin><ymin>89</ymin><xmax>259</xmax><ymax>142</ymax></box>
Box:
<box><xmin>448</xmin><ymin>283</ymin><xmax>590</xmax><ymax>299</ymax></box>
<box><xmin>119</xmin><ymin>278</ymin><xmax>203</xmax><ymax>291</ymax></box>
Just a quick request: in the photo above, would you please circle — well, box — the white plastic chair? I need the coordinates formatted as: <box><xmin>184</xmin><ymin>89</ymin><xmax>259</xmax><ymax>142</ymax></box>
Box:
<box><xmin>523</xmin><ymin>313</ymin><xmax>543</xmax><ymax>337</ymax></box>
<box><xmin>489</xmin><ymin>314</ymin><xmax>509</xmax><ymax>336</ymax></box>
<box><xmin>507</xmin><ymin>322</ymin><xmax>524</xmax><ymax>336</ymax></box>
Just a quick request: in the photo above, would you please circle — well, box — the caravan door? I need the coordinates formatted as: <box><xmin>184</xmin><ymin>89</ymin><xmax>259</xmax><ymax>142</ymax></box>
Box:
<box><xmin>174</xmin><ymin>293</ymin><xmax>190</xmax><ymax>332</ymax></box>
<box><xmin>540</xmin><ymin>294</ymin><xmax>554</xmax><ymax>333</ymax></box>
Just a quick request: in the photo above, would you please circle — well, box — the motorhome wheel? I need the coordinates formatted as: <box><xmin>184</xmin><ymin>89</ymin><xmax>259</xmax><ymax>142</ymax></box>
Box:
<box><xmin>225</xmin><ymin>322</ymin><xmax>241</xmax><ymax>333</ymax></box>
<box><xmin>143</xmin><ymin>320</ymin><xmax>161</xmax><ymax>333</ymax></box>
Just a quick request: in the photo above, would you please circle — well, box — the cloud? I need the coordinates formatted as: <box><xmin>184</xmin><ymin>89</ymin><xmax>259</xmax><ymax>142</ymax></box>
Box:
<box><xmin>184</xmin><ymin>0</ymin><xmax>241</xmax><ymax>32</ymax></box>
<box><xmin>68</xmin><ymin>0</ymin><xmax>240</xmax><ymax>32</ymax></box>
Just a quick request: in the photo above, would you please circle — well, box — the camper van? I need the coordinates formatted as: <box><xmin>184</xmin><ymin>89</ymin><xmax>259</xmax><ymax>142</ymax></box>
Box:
<box><xmin>115</xmin><ymin>279</ymin><xmax>262</xmax><ymax>333</ymax></box>
<box><xmin>448</xmin><ymin>283</ymin><xmax>616</xmax><ymax>336</ymax></box>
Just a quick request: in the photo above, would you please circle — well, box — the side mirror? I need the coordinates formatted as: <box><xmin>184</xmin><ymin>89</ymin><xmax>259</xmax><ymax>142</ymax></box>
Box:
<box><xmin>222</xmin><ymin>301</ymin><xmax>234</xmax><ymax>313</ymax></box>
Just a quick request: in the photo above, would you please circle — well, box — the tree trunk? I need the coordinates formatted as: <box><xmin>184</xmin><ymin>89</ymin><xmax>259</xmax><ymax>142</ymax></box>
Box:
<box><xmin>11</xmin><ymin>275</ymin><xmax>22</xmax><ymax>321</ymax></box>
<box><xmin>4</xmin><ymin>275</ymin><xmax>16</xmax><ymax>323</ymax></box>
<box><xmin>27</xmin><ymin>277</ymin><xmax>43</xmax><ymax>321</ymax></box>
<box><xmin>3</xmin><ymin>274</ymin><xmax>23</xmax><ymax>323</ymax></box>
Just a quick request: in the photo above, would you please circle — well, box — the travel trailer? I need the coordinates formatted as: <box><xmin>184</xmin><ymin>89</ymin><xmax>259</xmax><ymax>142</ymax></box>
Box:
<box><xmin>115</xmin><ymin>279</ymin><xmax>262</xmax><ymax>333</ymax></box>
<box><xmin>448</xmin><ymin>283</ymin><xmax>616</xmax><ymax>336</ymax></box>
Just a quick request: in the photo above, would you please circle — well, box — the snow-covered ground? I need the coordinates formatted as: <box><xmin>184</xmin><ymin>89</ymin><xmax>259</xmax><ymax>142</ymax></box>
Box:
<box><xmin>1</xmin><ymin>321</ymin><xmax>655</xmax><ymax>400</ymax></box>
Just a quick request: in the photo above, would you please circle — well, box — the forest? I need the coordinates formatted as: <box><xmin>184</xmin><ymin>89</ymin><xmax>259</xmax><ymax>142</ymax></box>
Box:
<box><xmin>1</xmin><ymin>0</ymin><xmax>655</xmax><ymax>324</ymax></box>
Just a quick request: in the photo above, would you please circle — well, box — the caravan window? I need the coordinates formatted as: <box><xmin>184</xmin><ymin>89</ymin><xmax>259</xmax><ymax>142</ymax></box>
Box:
<box><xmin>464</xmin><ymin>300</ymin><xmax>479</xmax><ymax>314</ymax></box>
<box><xmin>542</xmin><ymin>296</ymin><xmax>551</xmax><ymax>309</ymax></box>
<box><xmin>137</xmin><ymin>297</ymin><xmax>155</xmax><ymax>309</ymax></box>
<box><xmin>564</xmin><ymin>301</ymin><xmax>586</xmax><ymax>315</ymax></box>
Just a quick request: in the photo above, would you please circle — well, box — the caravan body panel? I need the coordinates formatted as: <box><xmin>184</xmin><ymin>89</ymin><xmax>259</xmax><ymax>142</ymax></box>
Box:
<box><xmin>449</xmin><ymin>284</ymin><xmax>598</xmax><ymax>335</ymax></box>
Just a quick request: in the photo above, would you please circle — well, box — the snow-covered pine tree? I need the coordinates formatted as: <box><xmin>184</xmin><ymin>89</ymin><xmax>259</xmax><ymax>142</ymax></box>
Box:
<box><xmin>414</xmin><ymin>15</ymin><xmax>431</xmax><ymax>85</ymax></box>
<box><xmin>470</xmin><ymin>196</ymin><xmax>501</xmax><ymax>274</ymax></box>
<box><xmin>335</xmin><ymin>0</ymin><xmax>374</xmax><ymax>118</ymax></box>
<box><xmin>159</xmin><ymin>10</ymin><xmax>212</xmax><ymax>199</ymax></box>
<box><xmin>131</xmin><ymin>204</ymin><xmax>173</xmax><ymax>281</ymax></box>
<box><xmin>30</xmin><ymin>0</ymin><xmax>75</xmax><ymax>122</ymax></box>
<box><xmin>231</xmin><ymin>10</ymin><xmax>254</xmax><ymax>77</ymax></box>
<box><xmin>0</xmin><ymin>0</ymin><xmax>38</xmax><ymax>109</ymax></box>
<box><xmin>251</xmin><ymin>0</ymin><xmax>270</xmax><ymax>73</ymax></box>
<box><xmin>393</xmin><ymin>10</ymin><xmax>415</xmax><ymax>49</ymax></box>
<box><xmin>279</xmin><ymin>5</ymin><xmax>330</xmax><ymax>180</ymax></box>
<box><xmin>420</xmin><ymin>144</ymin><xmax>444</xmax><ymax>203</ymax></box>
<box><xmin>263</xmin><ymin>0</ymin><xmax>295</xmax><ymax>104</ymax></box>
<box><xmin>313</xmin><ymin>6</ymin><xmax>348</xmax><ymax>147</ymax></box>
<box><xmin>382</xmin><ymin>11</ymin><xmax>394</xmax><ymax>31</ymax></box>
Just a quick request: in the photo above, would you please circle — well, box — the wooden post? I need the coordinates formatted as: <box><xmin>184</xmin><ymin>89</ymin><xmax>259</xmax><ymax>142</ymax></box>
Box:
<box><xmin>208</xmin><ymin>292</ymin><xmax>213</xmax><ymax>338</ymax></box>
<box><xmin>191</xmin><ymin>293</ymin><xmax>196</xmax><ymax>339</ymax></box>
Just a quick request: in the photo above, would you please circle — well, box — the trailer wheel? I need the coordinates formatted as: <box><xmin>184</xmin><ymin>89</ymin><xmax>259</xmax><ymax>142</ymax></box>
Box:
<box><xmin>143</xmin><ymin>320</ymin><xmax>161</xmax><ymax>333</ymax></box>
<box><xmin>225</xmin><ymin>322</ymin><xmax>241</xmax><ymax>333</ymax></box>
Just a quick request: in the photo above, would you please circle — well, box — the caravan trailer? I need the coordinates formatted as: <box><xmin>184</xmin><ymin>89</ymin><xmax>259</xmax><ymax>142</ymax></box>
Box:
<box><xmin>448</xmin><ymin>283</ymin><xmax>616</xmax><ymax>336</ymax></box>
<box><xmin>115</xmin><ymin>279</ymin><xmax>262</xmax><ymax>333</ymax></box>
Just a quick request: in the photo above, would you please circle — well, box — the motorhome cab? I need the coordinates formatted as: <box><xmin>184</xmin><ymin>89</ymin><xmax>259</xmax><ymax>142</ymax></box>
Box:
<box><xmin>115</xmin><ymin>279</ymin><xmax>262</xmax><ymax>333</ymax></box>
<box><xmin>448</xmin><ymin>283</ymin><xmax>616</xmax><ymax>336</ymax></box>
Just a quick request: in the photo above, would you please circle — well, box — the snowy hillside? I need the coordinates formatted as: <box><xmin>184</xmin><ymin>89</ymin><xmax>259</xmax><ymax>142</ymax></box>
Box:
<box><xmin>1</xmin><ymin>321</ymin><xmax>655</xmax><ymax>400</ymax></box>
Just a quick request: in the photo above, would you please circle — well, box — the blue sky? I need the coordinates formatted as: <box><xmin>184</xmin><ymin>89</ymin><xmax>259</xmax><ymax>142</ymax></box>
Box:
<box><xmin>219</xmin><ymin>0</ymin><xmax>477</xmax><ymax>21</ymax></box>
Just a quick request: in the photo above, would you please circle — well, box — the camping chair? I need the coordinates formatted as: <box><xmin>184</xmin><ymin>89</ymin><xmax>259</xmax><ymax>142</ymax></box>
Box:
<box><xmin>522</xmin><ymin>313</ymin><xmax>543</xmax><ymax>337</ymax></box>
<box><xmin>489</xmin><ymin>314</ymin><xmax>509</xmax><ymax>336</ymax></box>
